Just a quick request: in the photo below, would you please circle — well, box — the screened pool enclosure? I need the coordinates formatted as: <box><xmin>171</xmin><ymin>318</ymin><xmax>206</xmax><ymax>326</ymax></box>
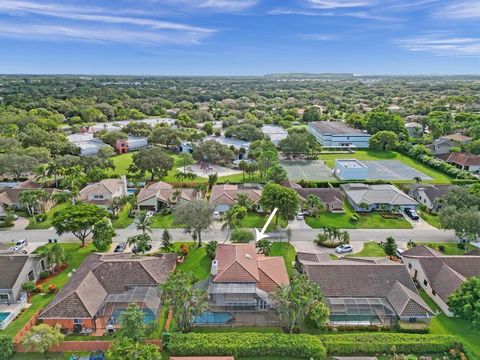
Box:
<box><xmin>326</xmin><ymin>297</ymin><xmax>397</xmax><ymax>326</ymax></box>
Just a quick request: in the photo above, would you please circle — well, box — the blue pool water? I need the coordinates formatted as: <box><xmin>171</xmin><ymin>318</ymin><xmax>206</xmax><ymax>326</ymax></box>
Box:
<box><xmin>0</xmin><ymin>312</ymin><xmax>10</xmax><ymax>322</ymax></box>
<box><xmin>194</xmin><ymin>311</ymin><xmax>234</xmax><ymax>324</ymax></box>
<box><xmin>111</xmin><ymin>308</ymin><xmax>156</xmax><ymax>324</ymax></box>
<box><xmin>127</xmin><ymin>188</ymin><xmax>136</xmax><ymax>195</ymax></box>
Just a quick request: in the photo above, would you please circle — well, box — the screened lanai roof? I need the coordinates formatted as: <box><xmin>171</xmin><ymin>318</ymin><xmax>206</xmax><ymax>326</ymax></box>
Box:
<box><xmin>208</xmin><ymin>282</ymin><xmax>257</xmax><ymax>294</ymax></box>
<box><xmin>99</xmin><ymin>286</ymin><xmax>161</xmax><ymax>317</ymax></box>
<box><xmin>327</xmin><ymin>297</ymin><xmax>396</xmax><ymax>316</ymax></box>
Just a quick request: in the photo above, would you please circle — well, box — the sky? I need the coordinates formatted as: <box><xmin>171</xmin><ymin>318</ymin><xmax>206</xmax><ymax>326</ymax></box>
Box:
<box><xmin>0</xmin><ymin>0</ymin><xmax>479</xmax><ymax>75</ymax></box>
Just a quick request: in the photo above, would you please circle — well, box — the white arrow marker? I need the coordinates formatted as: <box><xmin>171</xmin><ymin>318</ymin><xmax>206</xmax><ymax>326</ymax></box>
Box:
<box><xmin>255</xmin><ymin>207</ymin><xmax>278</xmax><ymax>242</ymax></box>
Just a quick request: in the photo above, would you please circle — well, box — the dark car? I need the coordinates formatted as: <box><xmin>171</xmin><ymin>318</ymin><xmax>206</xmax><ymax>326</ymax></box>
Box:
<box><xmin>132</xmin><ymin>244</ymin><xmax>152</xmax><ymax>254</ymax></box>
<box><xmin>114</xmin><ymin>243</ymin><xmax>127</xmax><ymax>253</ymax></box>
<box><xmin>404</xmin><ymin>208</ymin><xmax>419</xmax><ymax>220</ymax></box>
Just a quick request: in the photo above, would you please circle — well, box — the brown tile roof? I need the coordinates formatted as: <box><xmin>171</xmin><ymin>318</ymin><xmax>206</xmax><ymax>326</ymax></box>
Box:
<box><xmin>137</xmin><ymin>183</ymin><xmax>196</xmax><ymax>204</ymax></box>
<box><xmin>79</xmin><ymin>179</ymin><xmax>123</xmax><ymax>199</ymax></box>
<box><xmin>386</xmin><ymin>281</ymin><xmax>434</xmax><ymax>318</ymax></box>
<box><xmin>210</xmin><ymin>185</ymin><xmax>262</xmax><ymax>206</ymax></box>
<box><xmin>0</xmin><ymin>188</ymin><xmax>58</xmax><ymax>206</ymax></box>
<box><xmin>40</xmin><ymin>253</ymin><xmax>176</xmax><ymax>319</ymax></box>
<box><xmin>440</xmin><ymin>133</ymin><xmax>472</xmax><ymax>143</ymax></box>
<box><xmin>305</xmin><ymin>263</ymin><xmax>418</xmax><ymax>297</ymax></box>
<box><xmin>466</xmin><ymin>248</ymin><xmax>480</xmax><ymax>256</ymax></box>
<box><xmin>296</xmin><ymin>251</ymin><xmax>330</xmax><ymax>265</ymax></box>
<box><xmin>295</xmin><ymin>188</ymin><xmax>344</xmax><ymax>207</ymax></box>
<box><xmin>401</xmin><ymin>245</ymin><xmax>442</xmax><ymax>258</ymax></box>
<box><xmin>430</xmin><ymin>263</ymin><xmax>466</xmax><ymax>302</ymax></box>
<box><xmin>437</xmin><ymin>152</ymin><xmax>480</xmax><ymax>167</ymax></box>
<box><xmin>13</xmin><ymin>180</ymin><xmax>42</xmax><ymax>189</ymax></box>
<box><xmin>257</xmin><ymin>256</ymin><xmax>289</xmax><ymax>291</ymax></box>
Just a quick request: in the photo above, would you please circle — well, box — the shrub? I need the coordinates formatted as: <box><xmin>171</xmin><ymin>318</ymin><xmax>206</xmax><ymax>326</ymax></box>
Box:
<box><xmin>0</xmin><ymin>334</ymin><xmax>15</xmax><ymax>360</ymax></box>
<box><xmin>349</xmin><ymin>214</ymin><xmax>359</xmax><ymax>223</ymax></box>
<box><xmin>319</xmin><ymin>334</ymin><xmax>462</xmax><ymax>355</ymax></box>
<box><xmin>179</xmin><ymin>243</ymin><xmax>189</xmax><ymax>257</ymax></box>
<box><xmin>168</xmin><ymin>332</ymin><xmax>326</xmax><ymax>360</ymax></box>
<box><xmin>35</xmin><ymin>213</ymin><xmax>47</xmax><ymax>222</ymax></box>
<box><xmin>438</xmin><ymin>245</ymin><xmax>446</xmax><ymax>252</ymax></box>
<box><xmin>397</xmin><ymin>321</ymin><xmax>429</xmax><ymax>334</ymax></box>
<box><xmin>206</xmin><ymin>241</ymin><xmax>217</xmax><ymax>260</ymax></box>
<box><xmin>48</xmin><ymin>284</ymin><xmax>58</xmax><ymax>293</ymax></box>
<box><xmin>39</xmin><ymin>271</ymin><xmax>50</xmax><ymax>279</ymax></box>
<box><xmin>35</xmin><ymin>285</ymin><xmax>43</xmax><ymax>293</ymax></box>
<box><xmin>231</xmin><ymin>229</ymin><xmax>254</xmax><ymax>243</ymax></box>
<box><xmin>22</xmin><ymin>281</ymin><xmax>35</xmax><ymax>293</ymax></box>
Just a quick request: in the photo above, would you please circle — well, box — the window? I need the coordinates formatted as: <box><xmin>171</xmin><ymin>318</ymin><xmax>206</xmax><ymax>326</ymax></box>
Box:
<box><xmin>73</xmin><ymin>319</ymin><xmax>83</xmax><ymax>325</ymax></box>
<box><xmin>423</xmin><ymin>279</ymin><xmax>428</xmax><ymax>286</ymax></box>
<box><xmin>0</xmin><ymin>294</ymin><xmax>9</xmax><ymax>301</ymax></box>
<box><xmin>408</xmin><ymin>263</ymin><xmax>412</xmax><ymax>269</ymax></box>
<box><xmin>432</xmin><ymin>289</ymin><xmax>436</xmax><ymax>296</ymax></box>
<box><xmin>28</xmin><ymin>270</ymin><xmax>35</xmax><ymax>282</ymax></box>
<box><xmin>93</xmin><ymin>195</ymin><xmax>104</xmax><ymax>199</ymax></box>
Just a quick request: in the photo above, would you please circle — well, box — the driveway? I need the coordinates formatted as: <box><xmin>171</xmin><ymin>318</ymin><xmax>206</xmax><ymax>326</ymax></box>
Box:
<box><xmin>402</xmin><ymin>213</ymin><xmax>435</xmax><ymax>230</ymax></box>
<box><xmin>287</xmin><ymin>218</ymin><xmax>312</xmax><ymax>230</ymax></box>
<box><xmin>292</xmin><ymin>240</ymin><xmax>364</xmax><ymax>257</ymax></box>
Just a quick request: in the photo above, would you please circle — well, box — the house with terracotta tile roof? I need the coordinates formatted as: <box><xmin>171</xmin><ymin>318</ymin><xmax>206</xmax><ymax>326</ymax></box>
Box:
<box><xmin>439</xmin><ymin>133</ymin><xmax>472</xmax><ymax>144</ymax></box>
<box><xmin>209</xmin><ymin>184</ymin><xmax>262</xmax><ymax>213</ymax></box>
<box><xmin>39</xmin><ymin>253</ymin><xmax>176</xmax><ymax>333</ymax></box>
<box><xmin>136</xmin><ymin>181</ymin><xmax>199</xmax><ymax>212</ymax></box>
<box><xmin>436</xmin><ymin>152</ymin><xmax>480</xmax><ymax>174</ymax></box>
<box><xmin>78</xmin><ymin>176</ymin><xmax>127</xmax><ymax>208</ymax></box>
<box><xmin>0</xmin><ymin>180</ymin><xmax>59</xmax><ymax>214</ymax></box>
<box><xmin>208</xmin><ymin>243</ymin><xmax>289</xmax><ymax>311</ymax></box>
<box><xmin>402</xmin><ymin>245</ymin><xmax>480</xmax><ymax>316</ymax></box>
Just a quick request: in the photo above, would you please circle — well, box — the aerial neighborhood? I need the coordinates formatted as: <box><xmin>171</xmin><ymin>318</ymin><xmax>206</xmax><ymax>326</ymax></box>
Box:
<box><xmin>0</xmin><ymin>75</ymin><xmax>480</xmax><ymax>360</ymax></box>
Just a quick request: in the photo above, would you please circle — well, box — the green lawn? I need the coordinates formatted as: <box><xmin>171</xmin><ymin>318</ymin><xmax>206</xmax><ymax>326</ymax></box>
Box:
<box><xmin>316</xmin><ymin>149</ymin><xmax>451</xmax><ymax>184</ymax></box>
<box><xmin>1</xmin><ymin>243</ymin><xmax>94</xmax><ymax>338</ymax></box>
<box><xmin>25</xmin><ymin>203</ymin><xmax>69</xmax><ymax>230</ymax></box>
<box><xmin>111</xmin><ymin>203</ymin><xmax>134</xmax><ymax>229</ymax></box>
<box><xmin>218</xmin><ymin>171</ymin><xmax>264</xmax><ymax>184</ymax></box>
<box><xmin>305</xmin><ymin>203</ymin><xmax>412</xmax><ymax>229</ymax></box>
<box><xmin>415</xmin><ymin>242</ymin><xmax>475</xmax><ymax>255</ymax></box>
<box><xmin>270</xmin><ymin>242</ymin><xmax>296</xmax><ymax>276</ymax></box>
<box><xmin>174</xmin><ymin>242</ymin><xmax>211</xmax><ymax>281</ymax></box>
<box><xmin>347</xmin><ymin>241</ymin><xmax>386</xmax><ymax>257</ymax></box>
<box><xmin>419</xmin><ymin>289</ymin><xmax>480</xmax><ymax>359</ymax></box>
<box><xmin>418</xmin><ymin>210</ymin><xmax>441</xmax><ymax>228</ymax></box>
<box><xmin>238</xmin><ymin>213</ymin><xmax>288</xmax><ymax>230</ymax></box>
<box><xmin>150</xmin><ymin>213</ymin><xmax>184</xmax><ymax>228</ymax></box>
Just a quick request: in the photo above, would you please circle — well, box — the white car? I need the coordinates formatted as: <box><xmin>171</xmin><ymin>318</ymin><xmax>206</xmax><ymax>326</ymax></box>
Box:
<box><xmin>10</xmin><ymin>239</ymin><xmax>28</xmax><ymax>252</ymax></box>
<box><xmin>335</xmin><ymin>244</ymin><xmax>353</xmax><ymax>254</ymax></box>
<box><xmin>213</xmin><ymin>211</ymin><xmax>221</xmax><ymax>220</ymax></box>
<box><xmin>296</xmin><ymin>212</ymin><xmax>304</xmax><ymax>220</ymax></box>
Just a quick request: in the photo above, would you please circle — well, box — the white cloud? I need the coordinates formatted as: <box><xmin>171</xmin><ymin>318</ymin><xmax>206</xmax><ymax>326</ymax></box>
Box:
<box><xmin>306</xmin><ymin>0</ymin><xmax>376</xmax><ymax>9</ymax></box>
<box><xmin>0</xmin><ymin>0</ymin><xmax>215</xmax><ymax>44</ymax></box>
<box><xmin>298</xmin><ymin>33</ymin><xmax>336</xmax><ymax>40</ymax></box>
<box><xmin>395</xmin><ymin>33</ymin><xmax>480</xmax><ymax>55</ymax></box>
<box><xmin>163</xmin><ymin>0</ymin><xmax>258</xmax><ymax>12</ymax></box>
<box><xmin>435</xmin><ymin>1</ymin><xmax>480</xmax><ymax>19</ymax></box>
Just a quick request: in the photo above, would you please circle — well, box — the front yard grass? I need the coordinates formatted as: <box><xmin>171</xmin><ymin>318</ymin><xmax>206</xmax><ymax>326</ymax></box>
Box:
<box><xmin>25</xmin><ymin>203</ymin><xmax>68</xmax><ymax>230</ymax></box>
<box><xmin>270</xmin><ymin>242</ymin><xmax>296</xmax><ymax>276</ymax></box>
<box><xmin>150</xmin><ymin>213</ymin><xmax>184</xmax><ymax>228</ymax></box>
<box><xmin>305</xmin><ymin>203</ymin><xmax>412</xmax><ymax>229</ymax></box>
<box><xmin>238</xmin><ymin>213</ymin><xmax>288</xmax><ymax>230</ymax></box>
<box><xmin>415</xmin><ymin>242</ymin><xmax>475</xmax><ymax>255</ymax></box>
<box><xmin>419</xmin><ymin>289</ymin><xmax>480</xmax><ymax>359</ymax></box>
<box><xmin>418</xmin><ymin>210</ymin><xmax>441</xmax><ymax>228</ymax></box>
<box><xmin>346</xmin><ymin>241</ymin><xmax>385</xmax><ymax>257</ymax></box>
<box><xmin>1</xmin><ymin>243</ymin><xmax>94</xmax><ymax>338</ymax></box>
<box><xmin>111</xmin><ymin>203</ymin><xmax>134</xmax><ymax>229</ymax></box>
<box><xmin>316</xmin><ymin>149</ymin><xmax>451</xmax><ymax>184</ymax></box>
<box><xmin>174</xmin><ymin>242</ymin><xmax>210</xmax><ymax>281</ymax></box>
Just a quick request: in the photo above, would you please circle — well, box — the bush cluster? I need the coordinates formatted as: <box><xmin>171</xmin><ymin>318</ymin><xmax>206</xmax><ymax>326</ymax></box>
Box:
<box><xmin>319</xmin><ymin>333</ymin><xmax>462</xmax><ymax>355</ymax></box>
<box><xmin>167</xmin><ymin>332</ymin><xmax>326</xmax><ymax>360</ymax></box>
<box><xmin>396</xmin><ymin>321</ymin><xmax>429</xmax><ymax>334</ymax></box>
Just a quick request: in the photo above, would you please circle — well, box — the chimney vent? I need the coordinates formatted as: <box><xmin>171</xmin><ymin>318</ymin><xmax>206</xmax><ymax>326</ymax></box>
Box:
<box><xmin>211</xmin><ymin>259</ymin><xmax>218</xmax><ymax>276</ymax></box>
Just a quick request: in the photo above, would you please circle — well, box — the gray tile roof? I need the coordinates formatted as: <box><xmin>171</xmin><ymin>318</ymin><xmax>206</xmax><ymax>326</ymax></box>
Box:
<box><xmin>340</xmin><ymin>184</ymin><xmax>418</xmax><ymax>206</ymax></box>
<box><xmin>401</xmin><ymin>245</ymin><xmax>442</xmax><ymax>258</ymax></box>
<box><xmin>294</xmin><ymin>188</ymin><xmax>344</xmax><ymax>206</ymax></box>
<box><xmin>386</xmin><ymin>281</ymin><xmax>434</xmax><ymax>318</ymax></box>
<box><xmin>0</xmin><ymin>255</ymin><xmax>29</xmax><ymax>289</ymax></box>
<box><xmin>309</xmin><ymin>121</ymin><xmax>367</xmax><ymax>135</ymax></box>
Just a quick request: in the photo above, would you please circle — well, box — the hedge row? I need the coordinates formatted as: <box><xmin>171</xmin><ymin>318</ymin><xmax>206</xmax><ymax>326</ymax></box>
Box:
<box><xmin>319</xmin><ymin>333</ymin><xmax>462</xmax><ymax>355</ymax></box>
<box><xmin>167</xmin><ymin>332</ymin><xmax>326</xmax><ymax>360</ymax></box>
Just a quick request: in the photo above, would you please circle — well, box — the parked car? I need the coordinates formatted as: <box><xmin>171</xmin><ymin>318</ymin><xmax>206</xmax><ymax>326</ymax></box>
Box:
<box><xmin>114</xmin><ymin>243</ymin><xmax>127</xmax><ymax>253</ymax></box>
<box><xmin>0</xmin><ymin>213</ymin><xmax>17</xmax><ymax>220</ymax></box>
<box><xmin>404</xmin><ymin>208</ymin><xmax>419</xmax><ymax>220</ymax></box>
<box><xmin>132</xmin><ymin>244</ymin><xmax>152</xmax><ymax>254</ymax></box>
<box><xmin>145</xmin><ymin>211</ymin><xmax>155</xmax><ymax>218</ymax></box>
<box><xmin>335</xmin><ymin>244</ymin><xmax>353</xmax><ymax>254</ymax></box>
<box><xmin>296</xmin><ymin>212</ymin><xmax>304</xmax><ymax>220</ymax></box>
<box><xmin>396</xmin><ymin>247</ymin><xmax>407</xmax><ymax>259</ymax></box>
<box><xmin>213</xmin><ymin>211</ymin><xmax>221</xmax><ymax>220</ymax></box>
<box><xmin>10</xmin><ymin>239</ymin><xmax>27</xmax><ymax>252</ymax></box>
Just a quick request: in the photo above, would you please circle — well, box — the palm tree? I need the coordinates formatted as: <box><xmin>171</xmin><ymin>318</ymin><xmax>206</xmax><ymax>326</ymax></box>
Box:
<box><xmin>37</xmin><ymin>243</ymin><xmax>69</xmax><ymax>272</ymax></box>
<box><xmin>256</xmin><ymin>239</ymin><xmax>272</xmax><ymax>255</ymax></box>
<box><xmin>221</xmin><ymin>208</ymin><xmax>241</xmax><ymax>242</ymax></box>
<box><xmin>136</xmin><ymin>210</ymin><xmax>152</xmax><ymax>235</ymax></box>
<box><xmin>208</xmin><ymin>173</ymin><xmax>218</xmax><ymax>189</ymax></box>
<box><xmin>194</xmin><ymin>183</ymin><xmax>208</xmax><ymax>199</ymax></box>
<box><xmin>52</xmin><ymin>190</ymin><xmax>78</xmax><ymax>205</ymax></box>
<box><xmin>46</xmin><ymin>162</ymin><xmax>63</xmax><ymax>188</ymax></box>
<box><xmin>34</xmin><ymin>164</ymin><xmax>48</xmax><ymax>183</ymax></box>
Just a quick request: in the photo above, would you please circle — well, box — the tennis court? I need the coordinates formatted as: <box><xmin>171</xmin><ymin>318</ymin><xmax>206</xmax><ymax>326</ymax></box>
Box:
<box><xmin>281</xmin><ymin>160</ymin><xmax>335</xmax><ymax>181</ymax></box>
<box><xmin>362</xmin><ymin>160</ymin><xmax>432</xmax><ymax>181</ymax></box>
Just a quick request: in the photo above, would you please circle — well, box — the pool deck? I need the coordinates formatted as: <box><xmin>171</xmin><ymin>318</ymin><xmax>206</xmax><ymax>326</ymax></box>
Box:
<box><xmin>195</xmin><ymin>309</ymin><xmax>281</xmax><ymax>327</ymax></box>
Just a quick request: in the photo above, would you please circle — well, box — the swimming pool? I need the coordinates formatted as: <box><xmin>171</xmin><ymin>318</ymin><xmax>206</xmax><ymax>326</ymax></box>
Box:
<box><xmin>127</xmin><ymin>188</ymin><xmax>136</xmax><ymax>195</ymax></box>
<box><xmin>194</xmin><ymin>311</ymin><xmax>234</xmax><ymax>325</ymax></box>
<box><xmin>111</xmin><ymin>308</ymin><xmax>156</xmax><ymax>324</ymax></box>
<box><xmin>0</xmin><ymin>312</ymin><xmax>11</xmax><ymax>322</ymax></box>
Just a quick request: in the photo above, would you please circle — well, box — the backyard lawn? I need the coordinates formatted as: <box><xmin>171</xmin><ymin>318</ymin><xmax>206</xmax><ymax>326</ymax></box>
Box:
<box><xmin>238</xmin><ymin>213</ymin><xmax>288</xmax><ymax>230</ymax></box>
<box><xmin>25</xmin><ymin>203</ymin><xmax>68</xmax><ymax>230</ymax></box>
<box><xmin>419</xmin><ymin>289</ymin><xmax>480</xmax><ymax>359</ymax></box>
<box><xmin>347</xmin><ymin>241</ymin><xmax>386</xmax><ymax>257</ymax></box>
<box><xmin>304</xmin><ymin>203</ymin><xmax>412</xmax><ymax>229</ymax></box>
<box><xmin>150</xmin><ymin>213</ymin><xmax>184</xmax><ymax>228</ymax></box>
<box><xmin>174</xmin><ymin>242</ymin><xmax>210</xmax><ymax>281</ymax></box>
<box><xmin>1</xmin><ymin>243</ymin><xmax>94</xmax><ymax>338</ymax></box>
<box><xmin>316</xmin><ymin>149</ymin><xmax>451</xmax><ymax>184</ymax></box>
<box><xmin>270</xmin><ymin>242</ymin><xmax>296</xmax><ymax>276</ymax></box>
<box><xmin>111</xmin><ymin>203</ymin><xmax>134</xmax><ymax>229</ymax></box>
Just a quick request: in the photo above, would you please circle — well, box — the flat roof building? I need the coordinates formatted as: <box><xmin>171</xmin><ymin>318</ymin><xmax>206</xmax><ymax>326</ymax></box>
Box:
<box><xmin>308</xmin><ymin>121</ymin><xmax>371</xmax><ymax>148</ymax></box>
<box><xmin>334</xmin><ymin>159</ymin><xmax>369</xmax><ymax>180</ymax></box>
<box><xmin>261</xmin><ymin>125</ymin><xmax>288</xmax><ymax>145</ymax></box>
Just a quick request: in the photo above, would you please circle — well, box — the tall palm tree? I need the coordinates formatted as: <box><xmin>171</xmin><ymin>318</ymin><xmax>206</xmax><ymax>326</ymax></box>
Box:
<box><xmin>221</xmin><ymin>208</ymin><xmax>241</xmax><ymax>242</ymax></box>
<box><xmin>52</xmin><ymin>190</ymin><xmax>78</xmax><ymax>205</ymax></box>
<box><xmin>136</xmin><ymin>210</ymin><xmax>152</xmax><ymax>235</ymax></box>
<box><xmin>194</xmin><ymin>183</ymin><xmax>208</xmax><ymax>199</ymax></box>
<box><xmin>37</xmin><ymin>243</ymin><xmax>69</xmax><ymax>272</ymax></box>
<box><xmin>34</xmin><ymin>164</ymin><xmax>48</xmax><ymax>183</ymax></box>
<box><xmin>46</xmin><ymin>162</ymin><xmax>63</xmax><ymax>188</ymax></box>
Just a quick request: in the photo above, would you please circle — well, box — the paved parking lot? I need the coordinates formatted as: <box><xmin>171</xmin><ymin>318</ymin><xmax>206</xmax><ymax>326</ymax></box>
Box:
<box><xmin>281</xmin><ymin>160</ymin><xmax>335</xmax><ymax>181</ymax></box>
<box><xmin>362</xmin><ymin>160</ymin><xmax>431</xmax><ymax>181</ymax></box>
